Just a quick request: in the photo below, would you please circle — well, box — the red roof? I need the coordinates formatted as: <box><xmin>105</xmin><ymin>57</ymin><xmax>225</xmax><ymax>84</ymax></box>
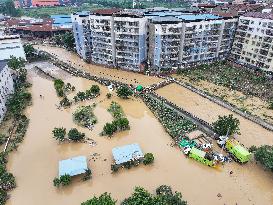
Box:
<box><xmin>93</xmin><ymin>8</ymin><xmax>122</xmax><ymax>15</ymax></box>
<box><xmin>16</xmin><ymin>24</ymin><xmax>70</xmax><ymax>32</ymax></box>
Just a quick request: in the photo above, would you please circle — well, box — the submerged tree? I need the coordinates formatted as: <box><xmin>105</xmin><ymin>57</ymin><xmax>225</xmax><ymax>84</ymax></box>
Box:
<box><xmin>253</xmin><ymin>145</ymin><xmax>273</xmax><ymax>171</ymax></box>
<box><xmin>116</xmin><ymin>85</ymin><xmax>133</xmax><ymax>99</ymax></box>
<box><xmin>54</xmin><ymin>79</ymin><xmax>65</xmax><ymax>97</ymax></box>
<box><xmin>81</xmin><ymin>192</ymin><xmax>116</xmax><ymax>205</ymax></box>
<box><xmin>68</xmin><ymin>128</ymin><xmax>85</xmax><ymax>142</ymax></box>
<box><xmin>23</xmin><ymin>44</ymin><xmax>35</xmax><ymax>60</ymax></box>
<box><xmin>212</xmin><ymin>114</ymin><xmax>240</xmax><ymax>136</ymax></box>
<box><xmin>52</xmin><ymin>127</ymin><xmax>66</xmax><ymax>142</ymax></box>
<box><xmin>143</xmin><ymin>153</ymin><xmax>154</xmax><ymax>165</ymax></box>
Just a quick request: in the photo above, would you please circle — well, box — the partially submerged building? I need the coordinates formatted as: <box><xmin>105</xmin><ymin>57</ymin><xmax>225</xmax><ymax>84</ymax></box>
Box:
<box><xmin>147</xmin><ymin>12</ymin><xmax>237</xmax><ymax>70</ymax></box>
<box><xmin>112</xmin><ymin>143</ymin><xmax>144</xmax><ymax>166</ymax></box>
<box><xmin>231</xmin><ymin>12</ymin><xmax>273</xmax><ymax>72</ymax></box>
<box><xmin>59</xmin><ymin>156</ymin><xmax>88</xmax><ymax>177</ymax></box>
<box><xmin>72</xmin><ymin>8</ymin><xmax>237</xmax><ymax>72</ymax></box>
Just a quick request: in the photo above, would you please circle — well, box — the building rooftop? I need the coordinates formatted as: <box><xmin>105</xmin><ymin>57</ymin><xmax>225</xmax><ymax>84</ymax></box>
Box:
<box><xmin>112</xmin><ymin>143</ymin><xmax>144</xmax><ymax>165</ymax></box>
<box><xmin>243</xmin><ymin>12</ymin><xmax>273</xmax><ymax>20</ymax></box>
<box><xmin>59</xmin><ymin>156</ymin><xmax>88</xmax><ymax>177</ymax></box>
<box><xmin>92</xmin><ymin>8</ymin><xmax>122</xmax><ymax>15</ymax></box>
<box><xmin>51</xmin><ymin>15</ymin><xmax>72</xmax><ymax>28</ymax></box>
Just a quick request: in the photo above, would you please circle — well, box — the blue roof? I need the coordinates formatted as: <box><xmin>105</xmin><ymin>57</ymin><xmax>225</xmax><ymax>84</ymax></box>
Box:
<box><xmin>177</xmin><ymin>14</ymin><xmax>220</xmax><ymax>21</ymax></box>
<box><xmin>51</xmin><ymin>15</ymin><xmax>72</xmax><ymax>27</ymax></box>
<box><xmin>112</xmin><ymin>143</ymin><xmax>144</xmax><ymax>165</ymax></box>
<box><xmin>145</xmin><ymin>11</ymin><xmax>220</xmax><ymax>22</ymax></box>
<box><xmin>59</xmin><ymin>156</ymin><xmax>88</xmax><ymax>177</ymax></box>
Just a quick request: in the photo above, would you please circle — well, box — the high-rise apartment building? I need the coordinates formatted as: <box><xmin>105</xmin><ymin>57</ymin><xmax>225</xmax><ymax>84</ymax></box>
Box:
<box><xmin>231</xmin><ymin>12</ymin><xmax>273</xmax><ymax>72</ymax></box>
<box><xmin>72</xmin><ymin>8</ymin><xmax>238</xmax><ymax>72</ymax></box>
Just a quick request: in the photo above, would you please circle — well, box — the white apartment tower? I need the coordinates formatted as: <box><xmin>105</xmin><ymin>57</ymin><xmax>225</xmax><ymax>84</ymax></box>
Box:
<box><xmin>231</xmin><ymin>12</ymin><xmax>273</xmax><ymax>72</ymax></box>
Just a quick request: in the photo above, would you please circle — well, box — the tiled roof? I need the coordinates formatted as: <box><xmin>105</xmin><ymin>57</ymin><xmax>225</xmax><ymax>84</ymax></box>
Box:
<box><xmin>243</xmin><ymin>12</ymin><xmax>273</xmax><ymax>20</ymax></box>
<box><xmin>92</xmin><ymin>8</ymin><xmax>122</xmax><ymax>15</ymax></box>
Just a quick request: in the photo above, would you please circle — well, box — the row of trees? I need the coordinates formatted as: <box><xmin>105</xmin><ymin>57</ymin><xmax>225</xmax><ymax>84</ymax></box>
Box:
<box><xmin>73</xmin><ymin>85</ymin><xmax>100</xmax><ymax>102</ymax></box>
<box><xmin>81</xmin><ymin>185</ymin><xmax>187</xmax><ymax>205</ymax></box>
<box><xmin>52</xmin><ymin>127</ymin><xmax>85</xmax><ymax>142</ymax></box>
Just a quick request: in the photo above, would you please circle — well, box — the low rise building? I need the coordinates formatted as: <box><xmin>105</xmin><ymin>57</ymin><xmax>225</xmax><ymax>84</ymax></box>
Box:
<box><xmin>231</xmin><ymin>12</ymin><xmax>273</xmax><ymax>72</ymax></box>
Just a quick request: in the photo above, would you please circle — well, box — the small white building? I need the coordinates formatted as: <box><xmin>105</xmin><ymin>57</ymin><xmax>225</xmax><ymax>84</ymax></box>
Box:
<box><xmin>0</xmin><ymin>61</ymin><xmax>14</xmax><ymax>122</ymax></box>
<box><xmin>112</xmin><ymin>143</ymin><xmax>144</xmax><ymax>165</ymax></box>
<box><xmin>0</xmin><ymin>35</ymin><xmax>26</xmax><ymax>61</ymax></box>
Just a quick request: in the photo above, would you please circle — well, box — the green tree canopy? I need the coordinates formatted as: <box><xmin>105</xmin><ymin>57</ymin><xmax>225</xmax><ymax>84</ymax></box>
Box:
<box><xmin>68</xmin><ymin>128</ymin><xmax>85</xmax><ymax>141</ymax></box>
<box><xmin>212</xmin><ymin>114</ymin><xmax>240</xmax><ymax>136</ymax></box>
<box><xmin>143</xmin><ymin>153</ymin><xmax>154</xmax><ymax>165</ymax></box>
<box><xmin>52</xmin><ymin>127</ymin><xmax>66</xmax><ymax>142</ymax></box>
<box><xmin>7</xmin><ymin>56</ymin><xmax>25</xmax><ymax>71</ymax></box>
<box><xmin>116</xmin><ymin>85</ymin><xmax>133</xmax><ymax>99</ymax></box>
<box><xmin>121</xmin><ymin>187</ymin><xmax>153</xmax><ymax>205</ymax></box>
<box><xmin>81</xmin><ymin>192</ymin><xmax>116</xmax><ymax>205</ymax></box>
<box><xmin>23</xmin><ymin>44</ymin><xmax>35</xmax><ymax>60</ymax></box>
<box><xmin>254</xmin><ymin>145</ymin><xmax>273</xmax><ymax>171</ymax></box>
<box><xmin>0</xmin><ymin>0</ymin><xmax>21</xmax><ymax>16</ymax></box>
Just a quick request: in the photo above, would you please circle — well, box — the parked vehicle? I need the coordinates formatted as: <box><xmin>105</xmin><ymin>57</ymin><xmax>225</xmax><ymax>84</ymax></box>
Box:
<box><xmin>225</xmin><ymin>139</ymin><xmax>251</xmax><ymax>163</ymax></box>
<box><xmin>217</xmin><ymin>136</ymin><xmax>251</xmax><ymax>163</ymax></box>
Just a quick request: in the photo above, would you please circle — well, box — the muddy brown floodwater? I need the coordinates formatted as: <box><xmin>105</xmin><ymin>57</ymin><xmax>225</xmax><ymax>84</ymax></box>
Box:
<box><xmin>156</xmin><ymin>83</ymin><xmax>273</xmax><ymax>148</ymax></box>
<box><xmin>34</xmin><ymin>45</ymin><xmax>163</xmax><ymax>87</ymax></box>
<box><xmin>6</xmin><ymin>62</ymin><xmax>273</xmax><ymax>205</ymax></box>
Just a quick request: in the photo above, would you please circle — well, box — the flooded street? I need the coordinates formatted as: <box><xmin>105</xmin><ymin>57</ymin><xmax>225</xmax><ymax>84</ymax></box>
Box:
<box><xmin>34</xmin><ymin>45</ymin><xmax>163</xmax><ymax>87</ymax></box>
<box><xmin>6</xmin><ymin>62</ymin><xmax>273</xmax><ymax>205</ymax></box>
<box><xmin>156</xmin><ymin>83</ymin><xmax>273</xmax><ymax>147</ymax></box>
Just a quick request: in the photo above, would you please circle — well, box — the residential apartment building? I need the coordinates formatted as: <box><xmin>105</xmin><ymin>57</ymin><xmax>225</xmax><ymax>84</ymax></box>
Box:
<box><xmin>231</xmin><ymin>12</ymin><xmax>273</xmax><ymax>72</ymax></box>
<box><xmin>72</xmin><ymin>12</ymin><xmax>92</xmax><ymax>61</ymax></box>
<box><xmin>0</xmin><ymin>61</ymin><xmax>14</xmax><ymax>122</ymax></box>
<box><xmin>72</xmin><ymin>8</ymin><xmax>237</xmax><ymax>72</ymax></box>
<box><xmin>148</xmin><ymin>14</ymin><xmax>237</xmax><ymax>70</ymax></box>
<box><xmin>89</xmin><ymin>9</ymin><xmax>118</xmax><ymax>67</ymax></box>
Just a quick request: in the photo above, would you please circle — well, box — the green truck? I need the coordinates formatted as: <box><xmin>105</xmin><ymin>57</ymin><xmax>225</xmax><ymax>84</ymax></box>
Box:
<box><xmin>188</xmin><ymin>147</ymin><xmax>215</xmax><ymax>167</ymax></box>
<box><xmin>225</xmin><ymin>139</ymin><xmax>251</xmax><ymax>163</ymax></box>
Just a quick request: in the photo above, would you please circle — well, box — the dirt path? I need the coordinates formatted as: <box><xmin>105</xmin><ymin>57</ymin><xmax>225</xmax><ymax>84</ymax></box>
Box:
<box><xmin>6</xmin><ymin>67</ymin><xmax>273</xmax><ymax>205</ymax></box>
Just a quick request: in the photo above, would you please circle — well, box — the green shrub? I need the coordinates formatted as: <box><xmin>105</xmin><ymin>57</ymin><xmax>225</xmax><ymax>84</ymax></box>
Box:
<box><xmin>60</xmin><ymin>174</ymin><xmax>71</xmax><ymax>186</ymax></box>
<box><xmin>54</xmin><ymin>79</ymin><xmax>65</xmax><ymax>97</ymax></box>
<box><xmin>254</xmin><ymin>145</ymin><xmax>273</xmax><ymax>171</ymax></box>
<box><xmin>116</xmin><ymin>85</ymin><xmax>133</xmax><ymax>99</ymax></box>
<box><xmin>68</xmin><ymin>128</ymin><xmax>85</xmax><ymax>141</ymax></box>
<box><xmin>52</xmin><ymin>127</ymin><xmax>66</xmax><ymax>142</ymax></box>
<box><xmin>143</xmin><ymin>153</ymin><xmax>154</xmax><ymax>165</ymax></box>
